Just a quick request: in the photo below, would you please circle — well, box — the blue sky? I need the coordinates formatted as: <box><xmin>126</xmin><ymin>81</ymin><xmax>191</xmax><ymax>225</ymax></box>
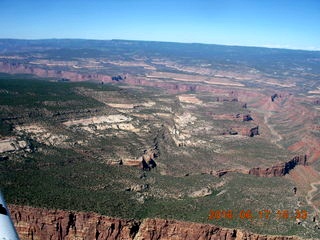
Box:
<box><xmin>0</xmin><ymin>0</ymin><xmax>319</xmax><ymax>50</ymax></box>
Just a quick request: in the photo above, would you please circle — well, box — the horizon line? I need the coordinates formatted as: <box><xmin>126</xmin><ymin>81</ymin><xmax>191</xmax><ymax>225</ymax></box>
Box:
<box><xmin>1</xmin><ymin>37</ymin><xmax>319</xmax><ymax>52</ymax></box>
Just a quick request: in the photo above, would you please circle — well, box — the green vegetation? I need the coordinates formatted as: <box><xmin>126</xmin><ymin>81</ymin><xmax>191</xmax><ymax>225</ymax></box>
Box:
<box><xmin>0</xmin><ymin>68</ymin><xmax>319</xmax><ymax>238</ymax></box>
<box><xmin>0</xmin><ymin>150</ymin><xmax>315</xmax><ymax>237</ymax></box>
<box><xmin>0</xmin><ymin>74</ymin><xmax>105</xmax><ymax>111</ymax></box>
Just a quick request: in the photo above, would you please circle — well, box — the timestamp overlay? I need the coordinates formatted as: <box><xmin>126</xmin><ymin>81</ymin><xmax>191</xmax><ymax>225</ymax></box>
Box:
<box><xmin>208</xmin><ymin>209</ymin><xmax>308</xmax><ymax>221</ymax></box>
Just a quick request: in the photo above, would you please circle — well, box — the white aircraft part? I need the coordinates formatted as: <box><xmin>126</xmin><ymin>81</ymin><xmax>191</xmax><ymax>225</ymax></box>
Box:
<box><xmin>0</xmin><ymin>192</ymin><xmax>19</xmax><ymax>240</ymax></box>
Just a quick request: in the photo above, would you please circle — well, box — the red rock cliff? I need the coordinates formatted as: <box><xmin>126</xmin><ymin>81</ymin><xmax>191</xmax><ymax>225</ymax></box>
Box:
<box><xmin>8</xmin><ymin>205</ymin><xmax>302</xmax><ymax>240</ymax></box>
<box><xmin>249</xmin><ymin>155</ymin><xmax>307</xmax><ymax>177</ymax></box>
<box><xmin>214</xmin><ymin>155</ymin><xmax>307</xmax><ymax>178</ymax></box>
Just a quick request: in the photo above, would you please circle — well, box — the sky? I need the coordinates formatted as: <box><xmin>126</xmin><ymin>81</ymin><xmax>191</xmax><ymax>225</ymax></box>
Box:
<box><xmin>0</xmin><ymin>0</ymin><xmax>319</xmax><ymax>50</ymax></box>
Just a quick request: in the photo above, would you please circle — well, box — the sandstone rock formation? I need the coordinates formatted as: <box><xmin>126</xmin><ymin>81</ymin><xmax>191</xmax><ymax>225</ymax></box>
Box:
<box><xmin>135</xmin><ymin>218</ymin><xmax>301</xmax><ymax>240</ymax></box>
<box><xmin>119</xmin><ymin>148</ymin><xmax>158</xmax><ymax>170</ymax></box>
<box><xmin>229</xmin><ymin>126</ymin><xmax>259</xmax><ymax>137</ymax></box>
<box><xmin>0</xmin><ymin>138</ymin><xmax>28</xmax><ymax>154</ymax></box>
<box><xmin>188</xmin><ymin>187</ymin><xmax>212</xmax><ymax>198</ymax></box>
<box><xmin>8</xmin><ymin>205</ymin><xmax>302</xmax><ymax>240</ymax></box>
<box><xmin>249</xmin><ymin>155</ymin><xmax>307</xmax><ymax>177</ymax></box>
<box><xmin>9</xmin><ymin>205</ymin><xmax>140</xmax><ymax>240</ymax></box>
<box><xmin>213</xmin><ymin>155</ymin><xmax>307</xmax><ymax>178</ymax></box>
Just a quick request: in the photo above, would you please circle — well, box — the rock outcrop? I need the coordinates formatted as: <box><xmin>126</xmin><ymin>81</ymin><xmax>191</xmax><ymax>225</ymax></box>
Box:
<box><xmin>136</xmin><ymin>218</ymin><xmax>301</xmax><ymax>240</ymax></box>
<box><xmin>0</xmin><ymin>138</ymin><xmax>28</xmax><ymax>154</ymax></box>
<box><xmin>214</xmin><ymin>169</ymin><xmax>248</xmax><ymax>177</ymax></box>
<box><xmin>120</xmin><ymin>148</ymin><xmax>158</xmax><ymax>170</ymax></box>
<box><xmin>141</xmin><ymin>148</ymin><xmax>157</xmax><ymax>170</ymax></box>
<box><xmin>8</xmin><ymin>205</ymin><xmax>302</xmax><ymax>240</ymax></box>
<box><xmin>229</xmin><ymin>126</ymin><xmax>259</xmax><ymax>137</ymax></box>
<box><xmin>9</xmin><ymin>205</ymin><xmax>140</xmax><ymax>240</ymax></box>
<box><xmin>188</xmin><ymin>187</ymin><xmax>212</xmax><ymax>198</ymax></box>
<box><xmin>248</xmin><ymin>126</ymin><xmax>259</xmax><ymax>137</ymax></box>
<box><xmin>213</xmin><ymin>155</ymin><xmax>307</xmax><ymax>178</ymax></box>
<box><xmin>249</xmin><ymin>155</ymin><xmax>307</xmax><ymax>177</ymax></box>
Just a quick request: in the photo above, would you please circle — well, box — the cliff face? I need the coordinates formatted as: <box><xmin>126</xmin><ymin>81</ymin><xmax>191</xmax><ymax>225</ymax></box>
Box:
<box><xmin>136</xmin><ymin>219</ymin><xmax>301</xmax><ymax>240</ymax></box>
<box><xmin>9</xmin><ymin>205</ymin><xmax>140</xmax><ymax>240</ymax></box>
<box><xmin>248</xmin><ymin>155</ymin><xmax>307</xmax><ymax>177</ymax></box>
<box><xmin>8</xmin><ymin>205</ymin><xmax>302</xmax><ymax>240</ymax></box>
<box><xmin>213</xmin><ymin>155</ymin><xmax>307</xmax><ymax>178</ymax></box>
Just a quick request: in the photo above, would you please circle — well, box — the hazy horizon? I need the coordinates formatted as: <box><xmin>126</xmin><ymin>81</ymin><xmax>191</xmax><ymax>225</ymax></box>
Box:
<box><xmin>0</xmin><ymin>0</ymin><xmax>319</xmax><ymax>51</ymax></box>
<box><xmin>1</xmin><ymin>37</ymin><xmax>320</xmax><ymax>52</ymax></box>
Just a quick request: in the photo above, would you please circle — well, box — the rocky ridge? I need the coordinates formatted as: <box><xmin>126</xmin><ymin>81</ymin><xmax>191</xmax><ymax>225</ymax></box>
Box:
<box><xmin>249</xmin><ymin>155</ymin><xmax>307</xmax><ymax>177</ymax></box>
<box><xmin>214</xmin><ymin>155</ymin><xmax>307</xmax><ymax>178</ymax></box>
<box><xmin>8</xmin><ymin>204</ymin><xmax>303</xmax><ymax>240</ymax></box>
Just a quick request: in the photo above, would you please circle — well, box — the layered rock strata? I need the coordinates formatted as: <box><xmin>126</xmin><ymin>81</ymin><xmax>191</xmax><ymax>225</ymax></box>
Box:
<box><xmin>8</xmin><ymin>205</ymin><xmax>302</xmax><ymax>240</ymax></box>
<box><xmin>214</xmin><ymin>155</ymin><xmax>307</xmax><ymax>178</ymax></box>
<box><xmin>249</xmin><ymin>155</ymin><xmax>307</xmax><ymax>177</ymax></box>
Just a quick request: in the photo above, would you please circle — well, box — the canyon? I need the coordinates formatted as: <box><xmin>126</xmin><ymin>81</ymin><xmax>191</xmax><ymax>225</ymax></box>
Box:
<box><xmin>1</xmin><ymin>40</ymin><xmax>320</xmax><ymax>239</ymax></box>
